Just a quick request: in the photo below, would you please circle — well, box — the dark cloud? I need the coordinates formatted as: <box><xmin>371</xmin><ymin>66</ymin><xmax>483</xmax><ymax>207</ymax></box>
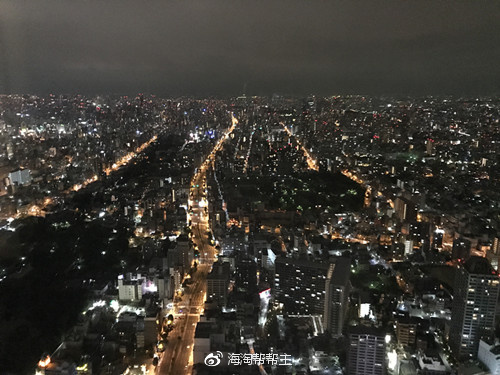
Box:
<box><xmin>1</xmin><ymin>0</ymin><xmax>499</xmax><ymax>96</ymax></box>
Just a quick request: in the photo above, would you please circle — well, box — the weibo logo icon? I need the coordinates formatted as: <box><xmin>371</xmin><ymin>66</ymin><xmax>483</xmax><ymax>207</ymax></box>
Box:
<box><xmin>204</xmin><ymin>351</ymin><xmax>223</xmax><ymax>366</ymax></box>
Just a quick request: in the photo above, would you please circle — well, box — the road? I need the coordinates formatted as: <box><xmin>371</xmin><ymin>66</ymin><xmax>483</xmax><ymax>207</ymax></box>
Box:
<box><xmin>157</xmin><ymin>114</ymin><xmax>238</xmax><ymax>375</ymax></box>
<box><xmin>157</xmin><ymin>174</ymin><xmax>214</xmax><ymax>375</ymax></box>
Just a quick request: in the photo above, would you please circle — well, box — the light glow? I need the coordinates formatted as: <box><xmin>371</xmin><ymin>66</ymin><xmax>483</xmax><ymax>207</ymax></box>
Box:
<box><xmin>38</xmin><ymin>355</ymin><xmax>51</xmax><ymax>368</ymax></box>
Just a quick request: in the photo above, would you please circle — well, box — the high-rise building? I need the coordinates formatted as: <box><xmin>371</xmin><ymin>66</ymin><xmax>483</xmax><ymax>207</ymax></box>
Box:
<box><xmin>235</xmin><ymin>257</ymin><xmax>257</xmax><ymax>292</ymax></box>
<box><xmin>425</xmin><ymin>138</ymin><xmax>435</xmax><ymax>156</ymax></box>
<box><xmin>487</xmin><ymin>251</ymin><xmax>500</xmax><ymax>272</ymax></box>
<box><xmin>404</xmin><ymin>239</ymin><xmax>414</xmax><ymax>256</ymax></box>
<box><xmin>117</xmin><ymin>274</ymin><xmax>143</xmax><ymax>301</ymax></box>
<box><xmin>449</xmin><ymin>256</ymin><xmax>499</xmax><ymax>360</ymax></box>
<box><xmin>275</xmin><ymin>256</ymin><xmax>351</xmax><ymax>336</ymax></box>
<box><xmin>432</xmin><ymin>228</ymin><xmax>444</xmax><ymax>250</ymax></box>
<box><xmin>167</xmin><ymin>235</ymin><xmax>193</xmax><ymax>277</ymax></box>
<box><xmin>492</xmin><ymin>237</ymin><xmax>500</xmax><ymax>255</ymax></box>
<box><xmin>394</xmin><ymin>197</ymin><xmax>417</xmax><ymax>223</ymax></box>
<box><xmin>478</xmin><ymin>338</ymin><xmax>500</xmax><ymax>375</ymax></box>
<box><xmin>274</xmin><ymin>257</ymin><xmax>330</xmax><ymax>315</ymax></box>
<box><xmin>177</xmin><ymin>237</ymin><xmax>193</xmax><ymax>274</ymax></box>
<box><xmin>323</xmin><ymin>258</ymin><xmax>351</xmax><ymax>336</ymax></box>
<box><xmin>347</xmin><ymin>326</ymin><xmax>387</xmax><ymax>375</ymax></box>
<box><xmin>452</xmin><ymin>237</ymin><xmax>472</xmax><ymax>261</ymax></box>
<box><xmin>207</xmin><ymin>261</ymin><xmax>230</xmax><ymax>306</ymax></box>
<box><xmin>395</xmin><ymin>317</ymin><xmax>418</xmax><ymax>347</ymax></box>
<box><xmin>410</xmin><ymin>221</ymin><xmax>432</xmax><ymax>252</ymax></box>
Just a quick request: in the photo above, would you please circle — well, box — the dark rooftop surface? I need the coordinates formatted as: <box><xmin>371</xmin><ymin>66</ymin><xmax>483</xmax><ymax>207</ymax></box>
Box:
<box><xmin>348</xmin><ymin>324</ymin><xmax>386</xmax><ymax>337</ymax></box>
<box><xmin>275</xmin><ymin>255</ymin><xmax>331</xmax><ymax>270</ymax></box>
<box><xmin>329</xmin><ymin>257</ymin><xmax>351</xmax><ymax>286</ymax></box>
<box><xmin>194</xmin><ymin>321</ymin><xmax>215</xmax><ymax>339</ymax></box>
<box><xmin>464</xmin><ymin>256</ymin><xmax>496</xmax><ymax>275</ymax></box>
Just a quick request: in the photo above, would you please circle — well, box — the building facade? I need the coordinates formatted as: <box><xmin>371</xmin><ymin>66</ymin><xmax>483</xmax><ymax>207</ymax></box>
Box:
<box><xmin>323</xmin><ymin>258</ymin><xmax>351</xmax><ymax>336</ymax></box>
<box><xmin>347</xmin><ymin>326</ymin><xmax>386</xmax><ymax>375</ymax></box>
<box><xmin>274</xmin><ymin>257</ymin><xmax>330</xmax><ymax>315</ymax></box>
<box><xmin>449</xmin><ymin>257</ymin><xmax>499</xmax><ymax>360</ymax></box>
<box><xmin>207</xmin><ymin>262</ymin><xmax>230</xmax><ymax>306</ymax></box>
<box><xmin>478</xmin><ymin>339</ymin><xmax>500</xmax><ymax>375</ymax></box>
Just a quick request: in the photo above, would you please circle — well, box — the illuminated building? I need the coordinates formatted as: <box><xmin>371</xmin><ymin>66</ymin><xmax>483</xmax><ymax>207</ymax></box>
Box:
<box><xmin>449</xmin><ymin>256</ymin><xmax>500</xmax><ymax>360</ymax></box>
<box><xmin>404</xmin><ymin>239</ymin><xmax>414</xmax><ymax>256</ymax></box>
<box><xmin>409</xmin><ymin>221</ymin><xmax>432</xmax><ymax>252</ymax></box>
<box><xmin>395</xmin><ymin>316</ymin><xmax>418</xmax><ymax>347</ymax></box>
<box><xmin>207</xmin><ymin>261</ymin><xmax>230</xmax><ymax>306</ymax></box>
<box><xmin>155</xmin><ymin>274</ymin><xmax>173</xmax><ymax>300</ymax></box>
<box><xmin>452</xmin><ymin>237</ymin><xmax>472</xmax><ymax>261</ymax></box>
<box><xmin>487</xmin><ymin>252</ymin><xmax>500</xmax><ymax>272</ymax></box>
<box><xmin>493</xmin><ymin>237</ymin><xmax>500</xmax><ymax>255</ymax></box>
<box><xmin>117</xmin><ymin>274</ymin><xmax>144</xmax><ymax>301</ymax></box>
<box><xmin>432</xmin><ymin>228</ymin><xmax>444</xmax><ymax>250</ymax></box>
<box><xmin>262</xmin><ymin>248</ymin><xmax>276</xmax><ymax>271</ymax></box>
<box><xmin>394</xmin><ymin>196</ymin><xmax>417</xmax><ymax>223</ymax></box>
<box><xmin>488</xmin><ymin>237</ymin><xmax>500</xmax><ymax>271</ymax></box>
<box><xmin>358</xmin><ymin>292</ymin><xmax>374</xmax><ymax>320</ymax></box>
<box><xmin>36</xmin><ymin>355</ymin><xmax>89</xmax><ymax>375</ymax></box>
<box><xmin>165</xmin><ymin>235</ymin><xmax>194</xmax><ymax>281</ymax></box>
<box><xmin>117</xmin><ymin>271</ymin><xmax>169</xmax><ymax>302</ymax></box>
<box><xmin>416</xmin><ymin>352</ymin><xmax>449</xmax><ymax>374</ymax></box>
<box><xmin>347</xmin><ymin>326</ymin><xmax>387</xmax><ymax>375</ymax></box>
<box><xmin>172</xmin><ymin>236</ymin><xmax>193</xmax><ymax>276</ymax></box>
<box><xmin>323</xmin><ymin>258</ymin><xmax>351</xmax><ymax>336</ymax></box>
<box><xmin>275</xmin><ymin>256</ymin><xmax>350</xmax><ymax>329</ymax></box>
<box><xmin>478</xmin><ymin>338</ymin><xmax>500</xmax><ymax>375</ymax></box>
<box><xmin>8</xmin><ymin>168</ymin><xmax>31</xmax><ymax>186</ymax></box>
<box><xmin>425</xmin><ymin>138</ymin><xmax>435</xmax><ymax>156</ymax></box>
<box><xmin>274</xmin><ymin>257</ymin><xmax>330</xmax><ymax>315</ymax></box>
<box><xmin>235</xmin><ymin>257</ymin><xmax>257</xmax><ymax>292</ymax></box>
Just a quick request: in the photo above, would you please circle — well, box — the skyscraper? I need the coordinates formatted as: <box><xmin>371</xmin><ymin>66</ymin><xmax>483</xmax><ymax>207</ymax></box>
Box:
<box><xmin>207</xmin><ymin>261</ymin><xmax>230</xmax><ymax>306</ymax></box>
<box><xmin>274</xmin><ymin>256</ymin><xmax>330</xmax><ymax>315</ymax></box>
<box><xmin>323</xmin><ymin>258</ymin><xmax>351</xmax><ymax>336</ymax></box>
<box><xmin>347</xmin><ymin>326</ymin><xmax>387</xmax><ymax>375</ymax></box>
<box><xmin>275</xmin><ymin>256</ymin><xmax>351</xmax><ymax>337</ymax></box>
<box><xmin>449</xmin><ymin>256</ymin><xmax>499</xmax><ymax>360</ymax></box>
<box><xmin>167</xmin><ymin>235</ymin><xmax>193</xmax><ymax>277</ymax></box>
<box><xmin>235</xmin><ymin>257</ymin><xmax>257</xmax><ymax>292</ymax></box>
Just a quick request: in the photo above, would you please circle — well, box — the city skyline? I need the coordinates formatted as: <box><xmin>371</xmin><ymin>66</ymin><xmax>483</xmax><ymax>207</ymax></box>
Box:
<box><xmin>1</xmin><ymin>93</ymin><xmax>500</xmax><ymax>375</ymax></box>
<box><xmin>1</xmin><ymin>0</ymin><xmax>500</xmax><ymax>374</ymax></box>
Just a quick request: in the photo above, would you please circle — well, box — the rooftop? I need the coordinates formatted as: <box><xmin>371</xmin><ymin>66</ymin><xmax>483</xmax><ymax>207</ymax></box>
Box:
<box><xmin>328</xmin><ymin>257</ymin><xmax>351</xmax><ymax>286</ymax></box>
<box><xmin>348</xmin><ymin>324</ymin><xmax>386</xmax><ymax>337</ymax></box>
<box><xmin>463</xmin><ymin>256</ymin><xmax>496</xmax><ymax>276</ymax></box>
<box><xmin>275</xmin><ymin>255</ymin><xmax>330</xmax><ymax>270</ymax></box>
<box><xmin>194</xmin><ymin>321</ymin><xmax>215</xmax><ymax>339</ymax></box>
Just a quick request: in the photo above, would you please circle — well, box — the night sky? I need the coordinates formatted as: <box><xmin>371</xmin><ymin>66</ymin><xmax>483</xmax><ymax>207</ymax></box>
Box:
<box><xmin>1</xmin><ymin>0</ymin><xmax>499</xmax><ymax>96</ymax></box>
